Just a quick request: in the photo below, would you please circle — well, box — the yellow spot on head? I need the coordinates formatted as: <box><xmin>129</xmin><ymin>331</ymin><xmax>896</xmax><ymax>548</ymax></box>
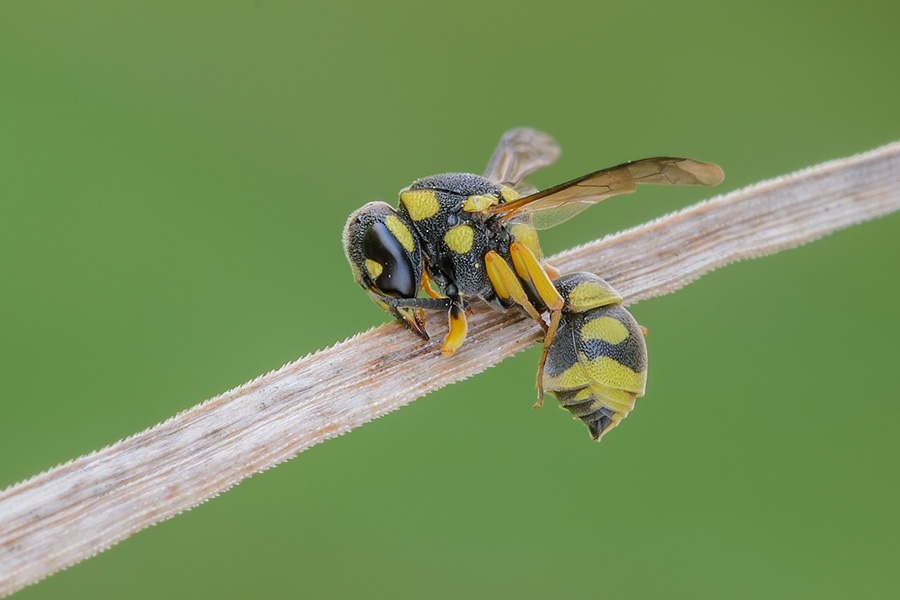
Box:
<box><xmin>400</xmin><ymin>189</ymin><xmax>440</xmax><ymax>221</ymax></box>
<box><xmin>500</xmin><ymin>186</ymin><xmax>521</xmax><ymax>202</ymax></box>
<box><xmin>567</xmin><ymin>280</ymin><xmax>622</xmax><ymax>311</ymax></box>
<box><xmin>509</xmin><ymin>223</ymin><xmax>542</xmax><ymax>259</ymax></box>
<box><xmin>462</xmin><ymin>194</ymin><xmax>497</xmax><ymax>212</ymax></box>
<box><xmin>581</xmin><ymin>316</ymin><xmax>629</xmax><ymax>345</ymax></box>
<box><xmin>384</xmin><ymin>215</ymin><xmax>415</xmax><ymax>252</ymax></box>
<box><xmin>443</xmin><ymin>224</ymin><xmax>474</xmax><ymax>254</ymax></box>
<box><xmin>365</xmin><ymin>259</ymin><xmax>383</xmax><ymax>280</ymax></box>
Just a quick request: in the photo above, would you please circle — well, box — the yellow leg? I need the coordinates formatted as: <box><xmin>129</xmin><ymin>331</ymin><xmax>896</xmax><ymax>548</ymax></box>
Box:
<box><xmin>484</xmin><ymin>251</ymin><xmax>543</xmax><ymax>324</ymax></box>
<box><xmin>508</xmin><ymin>243</ymin><xmax>567</xmax><ymax>407</ymax></box>
<box><xmin>534</xmin><ymin>309</ymin><xmax>562</xmax><ymax>408</ymax></box>
<box><xmin>420</xmin><ymin>271</ymin><xmax>442</xmax><ymax>299</ymax></box>
<box><xmin>509</xmin><ymin>242</ymin><xmax>564</xmax><ymax>312</ymax></box>
<box><xmin>441</xmin><ymin>303</ymin><xmax>467</xmax><ymax>355</ymax></box>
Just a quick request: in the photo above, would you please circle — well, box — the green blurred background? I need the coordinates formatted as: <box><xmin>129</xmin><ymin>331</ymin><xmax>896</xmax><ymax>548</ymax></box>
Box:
<box><xmin>2</xmin><ymin>1</ymin><xmax>899</xmax><ymax>598</ymax></box>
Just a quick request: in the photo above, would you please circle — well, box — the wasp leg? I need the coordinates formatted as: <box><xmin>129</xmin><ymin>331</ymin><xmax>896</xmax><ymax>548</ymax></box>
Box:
<box><xmin>398</xmin><ymin>307</ymin><xmax>429</xmax><ymax>340</ymax></box>
<box><xmin>420</xmin><ymin>270</ymin><xmax>443</xmax><ymax>299</ymax></box>
<box><xmin>508</xmin><ymin>242</ymin><xmax>567</xmax><ymax>405</ymax></box>
<box><xmin>484</xmin><ymin>251</ymin><xmax>543</xmax><ymax>324</ymax></box>
<box><xmin>509</xmin><ymin>242</ymin><xmax>564</xmax><ymax>313</ymax></box>
<box><xmin>441</xmin><ymin>301</ymin><xmax>467</xmax><ymax>355</ymax></box>
<box><xmin>533</xmin><ymin>308</ymin><xmax>563</xmax><ymax>409</ymax></box>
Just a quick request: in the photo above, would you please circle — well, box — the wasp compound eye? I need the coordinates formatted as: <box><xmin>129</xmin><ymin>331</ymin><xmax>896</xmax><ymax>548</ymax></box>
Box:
<box><xmin>362</xmin><ymin>221</ymin><xmax>417</xmax><ymax>298</ymax></box>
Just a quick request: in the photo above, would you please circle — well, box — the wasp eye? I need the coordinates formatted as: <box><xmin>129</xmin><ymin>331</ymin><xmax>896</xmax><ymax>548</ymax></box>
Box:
<box><xmin>362</xmin><ymin>221</ymin><xmax>417</xmax><ymax>298</ymax></box>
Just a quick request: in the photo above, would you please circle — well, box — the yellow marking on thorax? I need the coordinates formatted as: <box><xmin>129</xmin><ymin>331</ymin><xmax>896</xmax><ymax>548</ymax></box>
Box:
<box><xmin>509</xmin><ymin>223</ymin><xmax>542</xmax><ymax>259</ymax></box>
<box><xmin>400</xmin><ymin>189</ymin><xmax>440</xmax><ymax>221</ymax></box>
<box><xmin>462</xmin><ymin>194</ymin><xmax>496</xmax><ymax>212</ymax></box>
<box><xmin>567</xmin><ymin>280</ymin><xmax>623</xmax><ymax>311</ymax></box>
<box><xmin>444</xmin><ymin>224</ymin><xmax>474</xmax><ymax>254</ymax></box>
<box><xmin>500</xmin><ymin>186</ymin><xmax>520</xmax><ymax>202</ymax></box>
<box><xmin>385</xmin><ymin>215</ymin><xmax>415</xmax><ymax>252</ymax></box>
<box><xmin>581</xmin><ymin>316</ymin><xmax>629</xmax><ymax>345</ymax></box>
<box><xmin>365</xmin><ymin>259</ymin><xmax>383</xmax><ymax>280</ymax></box>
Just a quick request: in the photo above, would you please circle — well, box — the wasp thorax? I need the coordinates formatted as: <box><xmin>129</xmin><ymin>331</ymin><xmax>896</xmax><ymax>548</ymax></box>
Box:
<box><xmin>343</xmin><ymin>202</ymin><xmax>423</xmax><ymax>301</ymax></box>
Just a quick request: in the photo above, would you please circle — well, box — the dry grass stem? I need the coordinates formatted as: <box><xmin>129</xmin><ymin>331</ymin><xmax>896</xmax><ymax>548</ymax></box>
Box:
<box><xmin>2</xmin><ymin>142</ymin><xmax>899</xmax><ymax>595</ymax></box>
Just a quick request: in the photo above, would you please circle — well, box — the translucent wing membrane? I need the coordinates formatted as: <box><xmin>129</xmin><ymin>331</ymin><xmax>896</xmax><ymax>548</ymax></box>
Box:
<box><xmin>488</xmin><ymin>157</ymin><xmax>725</xmax><ymax>230</ymax></box>
<box><xmin>482</xmin><ymin>127</ymin><xmax>562</xmax><ymax>186</ymax></box>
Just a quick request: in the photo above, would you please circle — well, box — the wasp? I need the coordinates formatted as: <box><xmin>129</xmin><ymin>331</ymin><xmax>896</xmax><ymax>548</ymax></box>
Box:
<box><xmin>343</xmin><ymin>128</ymin><xmax>723</xmax><ymax>439</ymax></box>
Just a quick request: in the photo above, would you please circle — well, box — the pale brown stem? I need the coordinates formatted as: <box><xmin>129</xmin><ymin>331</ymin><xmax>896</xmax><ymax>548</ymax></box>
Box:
<box><xmin>2</xmin><ymin>142</ymin><xmax>899</xmax><ymax>596</ymax></box>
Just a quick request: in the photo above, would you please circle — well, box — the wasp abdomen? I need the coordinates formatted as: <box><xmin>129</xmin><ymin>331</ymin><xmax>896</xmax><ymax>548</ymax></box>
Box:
<box><xmin>543</xmin><ymin>273</ymin><xmax>648</xmax><ymax>441</ymax></box>
<box><xmin>551</xmin><ymin>389</ymin><xmax>622</xmax><ymax>440</ymax></box>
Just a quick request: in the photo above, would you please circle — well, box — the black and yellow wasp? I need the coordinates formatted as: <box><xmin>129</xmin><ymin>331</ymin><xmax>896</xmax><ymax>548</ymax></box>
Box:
<box><xmin>343</xmin><ymin>128</ymin><xmax>723</xmax><ymax>440</ymax></box>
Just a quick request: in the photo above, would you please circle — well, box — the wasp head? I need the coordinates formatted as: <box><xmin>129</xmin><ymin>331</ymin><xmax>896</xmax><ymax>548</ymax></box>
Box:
<box><xmin>343</xmin><ymin>202</ymin><xmax>436</xmax><ymax>339</ymax></box>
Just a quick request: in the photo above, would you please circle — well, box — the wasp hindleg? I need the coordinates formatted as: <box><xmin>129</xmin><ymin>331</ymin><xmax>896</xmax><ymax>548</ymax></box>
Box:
<box><xmin>534</xmin><ymin>308</ymin><xmax>563</xmax><ymax>409</ymax></box>
<box><xmin>508</xmin><ymin>242</ymin><xmax>564</xmax><ymax>313</ymax></box>
<box><xmin>484</xmin><ymin>251</ymin><xmax>543</xmax><ymax>323</ymax></box>
<box><xmin>506</xmin><ymin>242</ymin><xmax>566</xmax><ymax>405</ymax></box>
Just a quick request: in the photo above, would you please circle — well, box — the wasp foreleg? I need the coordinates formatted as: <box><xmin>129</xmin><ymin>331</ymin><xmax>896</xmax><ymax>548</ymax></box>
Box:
<box><xmin>441</xmin><ymin>301</ymin><xmax>468</xmax><ymax>355</ymax></box>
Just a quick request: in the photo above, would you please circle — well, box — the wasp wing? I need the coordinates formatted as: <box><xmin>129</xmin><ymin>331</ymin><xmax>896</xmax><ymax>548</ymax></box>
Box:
<box><xmin>482</xmin><ymin>127</ymin><xmax>561</xmax><ymax>187</ymax></box>
<box><xmin>489</xmin><ymin>157</ymin><xmax>724</xmax><ymax>230</ymax></box>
